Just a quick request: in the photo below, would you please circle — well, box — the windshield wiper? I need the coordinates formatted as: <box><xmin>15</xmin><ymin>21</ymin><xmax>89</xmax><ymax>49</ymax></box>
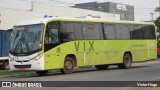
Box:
<box><xmin>22</xmin><ymin>36</ymin><xmax>30</xmax><ymax>52</ymax></box>
<box><xmin>13</xmin><ymin>39</ymin><xmax>20</xmax><ymax>53</ymax></box>
<box><xmin>20</xmin><ymin>30</ymin><xmax>30</xmax><ymax>53</ymax></box>
<box><xmin>12</xmin><ymin>31</ymin><xmax>18</xmax><ymax>42</ymax></box>
<box><xmin>11</xmin><ymin>31</ymin><xmax>19</xmax><ymax>51</ymax></box>
<box><xmin>13</xmin><ymin>30</ymin><xmax>28</xmax><ymax>53</ymax></box>
<box><xmin>30</xmin><ymin>37</ymin><xmax>37</xmax><ymax>51</ymax></box>
<box><xmin>12</xmin><ymin>31</ymin><xmax>21</xmax><ymax>53</ymax></box>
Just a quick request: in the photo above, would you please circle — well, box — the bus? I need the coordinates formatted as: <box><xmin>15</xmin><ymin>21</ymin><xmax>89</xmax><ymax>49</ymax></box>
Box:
<box><xmin>9</xmin><ymin>17</ymin><xmax>157</xmax><ymax>75</ymax></box>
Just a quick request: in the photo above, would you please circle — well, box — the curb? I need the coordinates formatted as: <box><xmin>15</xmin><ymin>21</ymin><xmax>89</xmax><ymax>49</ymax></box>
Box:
<box><xmin>0</xmin><ymin>75</ymin><xmax>13</xmax><ymax>78</ymax></box>
<box><xmin>133</xmin><ymin>59</ymin><xmax>160</xmax><ymax>66</ymax></box>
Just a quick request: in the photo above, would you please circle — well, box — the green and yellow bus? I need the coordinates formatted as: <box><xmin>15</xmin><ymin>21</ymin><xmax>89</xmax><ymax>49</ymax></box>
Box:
<box><xmin>9</xmin><ymin>17</ymin><xmax>157</xmax><ymax>75</ymax></box>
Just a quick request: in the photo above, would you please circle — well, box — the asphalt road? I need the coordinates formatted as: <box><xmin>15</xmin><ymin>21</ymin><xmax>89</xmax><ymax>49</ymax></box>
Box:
<box><xmin>0</xmin><ymin>59</ymin><xmax>160</xmax><ymax>90</ymax></box>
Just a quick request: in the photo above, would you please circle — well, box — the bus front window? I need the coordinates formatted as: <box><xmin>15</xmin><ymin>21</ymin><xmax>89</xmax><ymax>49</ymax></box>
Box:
<box><xmin>10</xmin><ymin>24</ymin><xmax>44</xmax><ymax>55</ymax></box>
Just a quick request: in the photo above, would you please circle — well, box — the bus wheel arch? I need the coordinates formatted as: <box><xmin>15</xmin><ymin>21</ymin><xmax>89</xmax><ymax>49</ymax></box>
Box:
<box><xmin>118</xmin><ymin>51</ymin><xmax>132</xmax><ymax>69</ymax></box>
<box><xmin>65</xmin><ymin>54</ymin><xmax>77</xmax><ymax>67</ymax></box>
<box><xmin>60</xmin><ymin>54</ymin><xmax>77</xmax><ymax>74</ymax></box>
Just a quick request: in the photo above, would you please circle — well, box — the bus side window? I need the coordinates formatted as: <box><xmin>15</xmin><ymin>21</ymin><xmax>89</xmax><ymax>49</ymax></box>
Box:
<box><xmin>143</xmin><ymin>25</ymin><xmax>156</xmax><ymax>39</ymax></box>
<box><xmin>60</xmin><ymin>22</ymin><xmax>75</xmax><ymax>42</ymax></box>
<box><xmin>83</xmin><ymin>22</ymin><xmax>103</xmax><ymax>40</ymax></box>
<box><xmin>116</xmin><ymin>24</ymin><xmax>130</xmax><ymax>40</ymax></box>
<box><xmin>104</xmin><ymin>24</ymin><xmax>116</xmax><ymax>40</ymax></box>
<box><xmin>130</xmin><ymin>25</ymin><xmax>143</xmax><ymax>39</ymax></box>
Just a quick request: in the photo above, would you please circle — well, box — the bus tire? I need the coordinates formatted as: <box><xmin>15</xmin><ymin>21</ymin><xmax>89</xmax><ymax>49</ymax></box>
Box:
<box><xmin>118</xmin><ymin>53</ymin><xmax>132</xmax><ymax>69</ymax></box>
<box><xmin>2</xmin><ymin>61</ymin><xmax>10</xmax><ymax>70</ymax></box>
<box><xmin>95</xmin><ymin>65</ymin><xmax>109</xmax><ymax>70</ymax></box>
<box><xmin>60</xmin><ymin>57</ymin><xmax>75</xmax><ymax>74</ymax></box>
<box><xmin>36</xmin><ymin>71</ymin><xmax>48</xmax><ymax>76</ymax></box>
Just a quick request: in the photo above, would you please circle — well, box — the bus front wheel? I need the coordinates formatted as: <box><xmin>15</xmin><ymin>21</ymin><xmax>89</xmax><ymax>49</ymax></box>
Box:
<box><xmin>118</xmin><ymin>53</ymin><xmax>132</xmax><ymax>69</ymax></box>
<box><xmin>60</xmin><ymin>57</ymin><xmax>75</xmax><ymax>74</ymax></box>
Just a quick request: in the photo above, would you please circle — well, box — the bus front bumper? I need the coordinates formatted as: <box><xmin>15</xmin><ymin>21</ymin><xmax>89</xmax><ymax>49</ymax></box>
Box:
<box><xmin>9</xmin><ymin>55</ymin><xmax>44</xmax><ymax>71</ymax></box>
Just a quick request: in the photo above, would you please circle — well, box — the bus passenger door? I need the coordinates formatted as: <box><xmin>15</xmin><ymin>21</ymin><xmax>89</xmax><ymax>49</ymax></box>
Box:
<box><xmin>44</xmin><ymin>21</ymin><xmax>61</xmax><ymax>69</ymax></box>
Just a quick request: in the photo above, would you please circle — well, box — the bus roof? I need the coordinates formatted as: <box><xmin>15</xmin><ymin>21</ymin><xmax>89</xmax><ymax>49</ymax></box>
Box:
<box><xmin>14</xmin><ymin>17</ymin><xmax>155</xmax><ymax>26</ymax></box>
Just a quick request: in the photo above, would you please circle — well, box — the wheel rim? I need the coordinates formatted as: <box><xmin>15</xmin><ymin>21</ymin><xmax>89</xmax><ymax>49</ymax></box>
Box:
<box><xmin>125</xmin><ymin>56</ymin><xmax>131</xmax><ymax>67</ymax></box>
<box><xmin>65</xmin><ymin>61</ymin><xmax>72</xmax><ymax>70</ymax></box>
<box><xmin>4</xmin><ymin>62</ymin><xmax>9</xmax><ymax>70</ymax></box>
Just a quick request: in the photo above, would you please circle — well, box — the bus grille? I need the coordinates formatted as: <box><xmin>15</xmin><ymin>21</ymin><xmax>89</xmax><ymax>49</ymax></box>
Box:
<box><xmin>14</xmin><ymin>65</ymin><xmax>31</xmax><ymax>68</ymax></box>
<box><xmin>16</xmin><ymin>60</ymin><xmax>30</xmax><ymax>62</ymax></box>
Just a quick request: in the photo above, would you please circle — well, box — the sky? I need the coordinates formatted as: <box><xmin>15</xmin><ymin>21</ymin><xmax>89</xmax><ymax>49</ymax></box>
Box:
<box><xmin>0</xmin><ymin>0</ymin><xmax>159</xmax><ymax>21</ymax></box>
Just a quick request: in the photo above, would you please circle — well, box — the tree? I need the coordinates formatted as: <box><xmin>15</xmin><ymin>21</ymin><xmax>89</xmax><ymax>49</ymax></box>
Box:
<box><xmin>155</xmin><ymin>7</ymin><xmax>160</xmax><ymax>13</ymax></box>
<box><xmin>154</xmin><ymin>16</ymin><xmax>160</xmax><ymax>30</ymax></box>
<box><xmin>154</xmin><ymin>6</ymin><xmax>160</xmax><ymax>31</ymax></box>
<box><xmin>155</xmin><ymin>6</ymin><xmax>160</xmax><ymax>41</ymax></box>
<box><xmin>154</xmin><ymin>16</ymin><xmax>160</xmax><ymax>41</ymax></box>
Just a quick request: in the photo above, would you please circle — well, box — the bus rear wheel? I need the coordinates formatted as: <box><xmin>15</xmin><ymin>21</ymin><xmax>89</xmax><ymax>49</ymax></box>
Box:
<box><xmin>36</xmin><ymin>70</ymin><xmax>48</xmax><ymax>76</ymax></box>
<box><xmin>118</xmin><ymin>53</ymin><xmax>132</xmax><ymax>69</ymax></box>
<box><xmin>95</xmin><ymin>65</ymin><xmax>109</xmax><ymax>70</ymax></box>
<box><xmin>60</xmin><ymin>57</ymin><xmax>75</xmax><ymax>74</ymax></box>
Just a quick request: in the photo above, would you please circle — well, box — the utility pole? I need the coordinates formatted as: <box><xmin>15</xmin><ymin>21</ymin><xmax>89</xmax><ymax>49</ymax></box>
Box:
<box><xmin>113</xmin><ymin>10</ymin><xmax>116</xmax><ymax>17</ymax></box>
<box><xmin>19</xmin><ymin>0</ymin><xmax>33</xmax><ymax>11</ymax></box>
<box><xmin>150</xmin><ymin>12</ymin><xmax>154</xmax><ymax>21</ymax></box>
<box><xmin>159</xmin><ymin>0</ymin><xmax>160</xmax><ymax>16</ymax></box>
<box><xmin>31</xmin><ymin>1</ymin><xmax>33</xmax><ymax>11</ymax></box>
<box><xmin>0</xmin><ymin>14</ymin><xmax>1</xmax><ymax>24</ymax></box>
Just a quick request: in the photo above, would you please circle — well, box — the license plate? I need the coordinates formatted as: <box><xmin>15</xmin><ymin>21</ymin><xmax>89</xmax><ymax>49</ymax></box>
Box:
<box><xmin>19</xmin><ymin>68</ymin><xmax>26</xmax><ymax>71</ymax></box>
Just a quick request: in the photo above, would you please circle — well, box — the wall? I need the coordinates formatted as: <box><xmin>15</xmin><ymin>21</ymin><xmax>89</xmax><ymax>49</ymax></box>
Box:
<box><xmin>0</xmin><ymin>2</ymin><xmax>120</xmax><ymax>30</ymax></box>
<box><xmin>74</xmin><ymin>2</ymin><xmax>134</xmax><ymax>21</ymax></box>
<box><xmin>107</xmin><ymin>2</ymin><xmax>134</xmax><ymax>21</ymax></box>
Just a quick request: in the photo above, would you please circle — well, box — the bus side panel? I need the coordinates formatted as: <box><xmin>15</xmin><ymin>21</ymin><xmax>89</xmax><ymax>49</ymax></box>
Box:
<box><xmin>2</xmin><ymin>31</ymin><xmax>11</xmax><ymax>57</ymax></box>
<box><xmin>44</xmin><ymin>41</ymin><xmax>88</xmax><ymax>69</ymax></box>
<box><xmin>44</xmin><ymin>47</ymin><xmax>61</xmax><ymax>70</ymax></box>
<box><xmin>44</xmin><ymin>40</ymin><xmax>157</xmax><ymax>70</ymax></box>
<box><xmin>59</xmin><ymin>40</ymin><xmax>125</xmax><ymax>67</ymax></box>
<box><xmin>92</xmin><ymin>40</ymin><xmax>120</xmax><ymax>65</ymax></box>
<box><xmin>141</xmin><ymin>40</ymin><xmax>148</xmax><ymax>61</ymax></box>
<box><xmin>105</xmin><ymin>40</ymin><xmax>130</xmax><ymax>64</ymax></box>
<box><xmin>130</xmin><ymin>40</ymin><xmax>156</xmax><ymax>62</ymax></box>
<box><xmin>131</xmin><ymin>40</ymin><xmax>145</xmax><ymax>62</ymax></box>
<box><xmin>59</xmin><ymin>41</ymin><xmax>91</xmax><ymax>67</ymax></box>
<box><xmin>149</xmin><ymin>40</ymin><xmax>157</xmax><ymax>60</ymax></box>
<box><xmin>0</xmin><ymin>32</ymin><xmax>2</xmax><ymax>57</ymax></box>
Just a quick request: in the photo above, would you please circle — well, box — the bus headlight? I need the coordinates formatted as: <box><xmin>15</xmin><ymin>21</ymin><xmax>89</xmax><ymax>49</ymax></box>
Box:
<box><xmin>34</xmin><ymin>54</ymin><xmax>43</xmax><ymax>61</ymax></box>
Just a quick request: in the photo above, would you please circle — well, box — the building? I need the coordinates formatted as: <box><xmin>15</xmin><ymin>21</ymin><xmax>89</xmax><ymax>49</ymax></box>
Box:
<box><xmin>74</xmin><ymin>2</ymin><xmax>134</xmax><ymax>21</ymax></box>
<box><xmin>0</xmin><ymin>2</ymin><xmax>120</xmax><ymax>30</ymax></box>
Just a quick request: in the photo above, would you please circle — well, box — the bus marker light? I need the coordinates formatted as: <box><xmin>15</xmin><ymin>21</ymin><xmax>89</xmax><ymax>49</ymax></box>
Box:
<box><xmin>34</xmin><ymin>54</ymin><xmax>43</xmax><ymax>61</ymax></box>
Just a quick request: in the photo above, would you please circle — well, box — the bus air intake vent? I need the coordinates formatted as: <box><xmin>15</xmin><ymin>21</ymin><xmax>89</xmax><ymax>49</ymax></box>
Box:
<box><xmin>14</xmin><ymin>65</ymin><xmax>31</xmax><ymax>68</ymax></box>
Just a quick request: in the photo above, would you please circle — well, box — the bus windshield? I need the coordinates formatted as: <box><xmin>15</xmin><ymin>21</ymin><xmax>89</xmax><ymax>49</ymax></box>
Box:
<box><xmin>10</xmin><ymin>24</ymin><xmax>44</xmax><ymax>55</ymax></box>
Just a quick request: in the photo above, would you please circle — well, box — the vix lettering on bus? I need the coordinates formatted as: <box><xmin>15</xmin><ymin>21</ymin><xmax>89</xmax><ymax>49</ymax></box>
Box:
<box><xmin>74</xmin><ymin>41</ymin><xmax>94</xmax><ymax>52</ymax></box>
